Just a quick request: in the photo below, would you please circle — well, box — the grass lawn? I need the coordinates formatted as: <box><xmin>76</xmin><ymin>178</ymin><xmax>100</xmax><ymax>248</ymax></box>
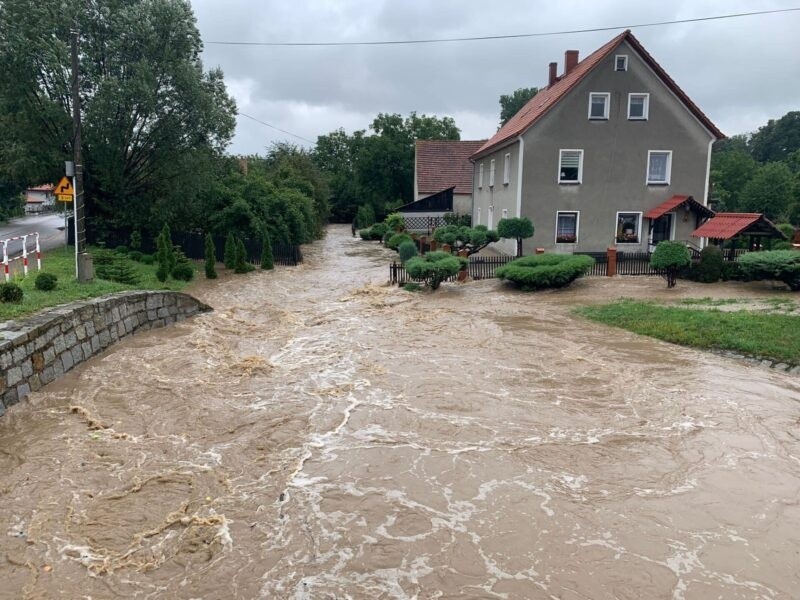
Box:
<box><xmin>577</xmin><ymin>299</ymin><xmax>800</xmax><ymax>364</ymax></box>
<box><xmin>0</xmin><ymin>246</ymin><xmax>194</xmax><ymax>322</ymax></box>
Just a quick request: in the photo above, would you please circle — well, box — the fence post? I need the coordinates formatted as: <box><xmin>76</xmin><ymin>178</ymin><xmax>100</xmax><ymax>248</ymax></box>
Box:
<box><xmin>419</xmin><ymin>236</ymin><xmax>426</xmax><ymax>254</ymax></box>
<box><xmin>430</xmin><ymin>240</ymin><xmax>437</xmax><ymax>251</ymax></box>
<box><xmin>607</xmin><ymin>247</ymin><xmax>617</xmax><ymax>277</ymax></box>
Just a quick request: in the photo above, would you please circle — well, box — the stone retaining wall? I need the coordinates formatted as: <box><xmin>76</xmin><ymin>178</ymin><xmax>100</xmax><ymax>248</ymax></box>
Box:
<box><xmin>0</xmin><ymin>291</ymin><xmax>211</xmax><ymax>414</ymax></box>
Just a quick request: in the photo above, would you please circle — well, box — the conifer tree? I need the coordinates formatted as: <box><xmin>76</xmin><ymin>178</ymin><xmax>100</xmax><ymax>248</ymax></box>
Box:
<box><xmin>204</xmin><ymin>233</ymin><xmax>217</xmax><ymax>279</ymax></box>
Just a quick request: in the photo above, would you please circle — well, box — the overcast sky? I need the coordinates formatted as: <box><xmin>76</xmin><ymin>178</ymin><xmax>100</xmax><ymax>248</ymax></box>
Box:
<box><xmin>190</xmin><ymin>0</ymin><xmax>800</xmax><ymax>155</ymax></box>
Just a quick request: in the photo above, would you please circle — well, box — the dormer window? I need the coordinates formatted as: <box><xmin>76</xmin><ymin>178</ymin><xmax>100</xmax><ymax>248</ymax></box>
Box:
<box><xmin>588</xmin><ymin>93</ymin><xmax>610</xmax><ymax>120</ymax></box>
<box><xmin>615</xmin><ymin>55</ymin><xmax>628</xmax><ymax>71</ymax></box>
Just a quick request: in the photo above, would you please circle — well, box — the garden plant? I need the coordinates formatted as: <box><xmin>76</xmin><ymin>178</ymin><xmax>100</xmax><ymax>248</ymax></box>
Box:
<box><xmin>404</xmin><ymin>251</ymin><xmax>467</xmax><ymax>290</ymax></box>
<box><xmin>738</xmin><ymin>250</ymin><xmax>800</xmax><ymax>290</ymax></box>
<box><xmin>496</xmin><ymin>253</ymin><xmax>594</xmax><ymax>291</ymax></box>
<box><xmin>650</xmin><ymin>241</ymin><xmax>691</xmax><ymax>288</ymax></box>
<box><xmin>497</xmin><ymin>217</ymin><xmax>535</xmax><ymax>257</ymax></box>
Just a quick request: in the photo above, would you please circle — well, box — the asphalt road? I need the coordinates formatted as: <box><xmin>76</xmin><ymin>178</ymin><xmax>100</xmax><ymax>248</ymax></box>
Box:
<box><xmin>0</xmin><ymin>212</ymin><xmax>69</xmax><ymax>263</ymax></box>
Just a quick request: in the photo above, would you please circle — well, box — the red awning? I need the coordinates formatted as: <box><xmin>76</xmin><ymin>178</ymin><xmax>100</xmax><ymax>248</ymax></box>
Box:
<box><xmin>644</xmin><ymin>195</ymin><xmax>714</xmax><ymax>219</ymax></box>
<box><xmin>691</xmin><ymin>213</ymin><xmax>765</xmax><ymax>240</ymax></box>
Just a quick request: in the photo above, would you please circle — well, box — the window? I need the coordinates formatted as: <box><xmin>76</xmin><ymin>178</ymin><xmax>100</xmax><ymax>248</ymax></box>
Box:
<box><xmin>478</xmin><ymin>163</ymin><xmax>484</xmax><ymax>188</ymax></box>
<box><xmin>503</xmin><ymin>153</ymin><xmax>511</xmax><ymax>185</ymax></box>
<box><xmin>628</xmin><ymin>93</ymin><xmax>649</xmax><ymax>120</ymax></box>
<box><xmin>502</xmin><ymin>208</ymin><xmax>509</xmax><ymax>219</ymax></box>
<box><xmin>476</xmin><ymin>207</ymin><xmax>481</xmax><ymax>225</ymax></box>
<box><xmin>616</xmin><ymin>212</ymin><xmax>642</xmax><ymax>244</ymax></box>
<box><xmin>615</xmin><ymin>55</ymin><xmax>628</xmax><ymax>71</ymax></box>
<box><xmin>647</xmin><ymin>150</ymin><xmax>672</xmax><ymax>185</ymax></box>
<box><xmin>558</xmin><ymin>149</ymin><xmax>583</xmax><ymax>183</ymax></box>
<box><xmin>556</xmin><ymin>211</ymin><xmax>579</xmax><ymax>244</ymax></box>
<box><xmin>489</xmin><ymin>159</ymin><xmax>496</xmax><ymax>187</ymax></box>
<box><xmin>487</xmin><ymin>206</ymin><xmax>494</xmax><ymax>229</ymax></box>
<box><xmin>588</xmin><ymin>93</ymin><xmax>610</xmax><ymax>120</ymax></box>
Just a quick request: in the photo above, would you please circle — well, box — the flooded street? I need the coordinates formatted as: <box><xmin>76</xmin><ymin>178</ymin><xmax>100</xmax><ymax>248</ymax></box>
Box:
<box><xmin>1</xmin><ymin>224</ymin><xmax>800</xmax><ymax>599</ymax></box>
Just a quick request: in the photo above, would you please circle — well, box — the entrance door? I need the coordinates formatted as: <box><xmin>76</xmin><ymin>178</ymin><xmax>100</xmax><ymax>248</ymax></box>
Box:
<box><xmin>652</xmin><ymin>214</ymin><xmax>673</xmax><ymax>244</ymax></box>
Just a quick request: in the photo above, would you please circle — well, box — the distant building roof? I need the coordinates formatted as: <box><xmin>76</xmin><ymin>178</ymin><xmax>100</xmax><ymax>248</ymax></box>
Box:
<box><xmin>473</xmin><ymin>30</ymin><xmax>723</xmax><ymax>159</ymax></box>
<box><xmin>416</xmin><ymin>140</ymin><xmax>486</xmax><ymax>195</ymax></box>
<box><xmin>692</xmin><ymin>213</ymin><xmax>786</xmax><ymax>240</ymax></box>
<box><xmin>398</xmin><ymin>187</ymin><xmax>454</xmax><ymax>213</ymax></box>
<box><xmin>27</xmin><ymin>184</ymin><xmax>54</xmax><ymax>192</ymax></box>
<box><xmin>645</xmin><ymin>195</ymin><xmax>714</xmax><ymax>220</ymax></box>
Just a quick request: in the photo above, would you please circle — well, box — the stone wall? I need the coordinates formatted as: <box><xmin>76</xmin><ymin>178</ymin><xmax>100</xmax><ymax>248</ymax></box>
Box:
<box><xmin>0</xmin><ymin>291</ymin><xmax>211</xmax><ymax>414</ymax></box>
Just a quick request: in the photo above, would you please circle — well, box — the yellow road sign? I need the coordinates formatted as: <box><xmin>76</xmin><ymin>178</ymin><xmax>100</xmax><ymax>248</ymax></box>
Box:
<box><xmin>55</xmin><ymin>176</ymin><xmax>73</xmax><ymax>202</ymax></box>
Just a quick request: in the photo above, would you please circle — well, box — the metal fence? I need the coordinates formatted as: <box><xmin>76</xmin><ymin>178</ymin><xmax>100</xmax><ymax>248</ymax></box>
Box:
<box><xmin>574</xmin><ymin>252</ymin><xmax>609</xmax><ymax>276</ymax></box>
<box><xmin>389</xmin><ymin>255</ymin><xmax>515</xmax><ymax>285</ymax></box>
<box><xmin>403</xmin><ymin>216</ymin><xmax>446</xmax><ymax>233</ymax></box>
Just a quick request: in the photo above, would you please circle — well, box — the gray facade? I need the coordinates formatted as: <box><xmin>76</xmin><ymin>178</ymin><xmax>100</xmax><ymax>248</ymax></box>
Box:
<box><xmin>473</xmin><ymin>37</ymin><xmax>718</xmax><ymax>255</ymax></box>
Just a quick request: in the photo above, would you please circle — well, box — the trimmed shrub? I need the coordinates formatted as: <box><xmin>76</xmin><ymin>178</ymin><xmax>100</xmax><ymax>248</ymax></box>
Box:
<box><xmin>359</xmin><ymin>228</ymin><xmax>372</xmax><ymax>240</ymax></box>
<box><xmin>650</xmin><ymin>241</ymin><xmax>691</xmax><ymax>288</ymax></box>
<box><xmin>115</xmin><ymin>245</ymin><xmax>129</xmax><ymax>255</ymax></box>
<box><xmin>737</xmin><ymin>250</ymin><xmax>800</xmax><ymax>290</ymax></box>
<box><xmin>171</xmin><ymin>262</ymin><xmax>195</xmax><ymax>281</ymax></box>
<box><xmin>384</xmin><ymin>212</ymin><xmax>405</xmax><ymax>231</ymax></box>
<box><xmin>405</xmin><ymin>251</ymin><xmax>467</xmax><ymax>290</ymax></box>
<box><xmin>398</xmin><ymin>240</ymin><xmax>418</xmax><ymax>263</ymax></box>
<box><xmin>497</xmin><ymin>217</ymin><xmax>535</xmax><ymax>257</ymax></box>
<box><xmin>34</xmin><ymin>272</ymin><xmax>58</xmax><ymax>291</ymax></box>
<box><xmin>224</xmin><ymin>232</ymin><xmax>237</xmax><ymax>269</ymax></box>
<box><xmin>234</xmin><ymin>238</ymin><xmax>254</xmax><ymax>274</ymax></box>
<box><xmin>370</xmin><ymin>222</ymin><xmax>389</xmax><ymax>240</ymax></box>
<box><xmin>128</xmin><ymin>250</ymin><xmax>143</xmax><ymax>262</ymax></box>
<box><xmin>0</xmin><ymin>282</ymin><xmax>23</xmax><ymax>303</ymax></box>
<box><xmin>204</xmin><ymin>233</ymin><xmax>217</xmax><ymax>279</ymax></box>
<box><xmin>695</xmin><ymin>245</ymin><xmax>724</xmax><ymax>283</ymax></box>
<box><xmin>496</xmin><ymin>254</ymin><xmax>594</xmax><ymax>291</ymax></box>
<box><xmin>721</xmin><ymin>261</ymin><xmax>743</xmax><ymax>281</ymax></box>
<box><xmin>387</xmin><ymin>232</ymin><xmax>413</xmax><ymax>250</ymax></box>
<box><xmin>432</xmin><ymin>224</ymin><xmax>499</xmax><ymax>254</ymax></box>
<box><xmin>382</xmin><ymin>231</ymin><xmax>393</xmax><ymax>245</ymax></box>
<box><xmin>139</xmin><ymin>254</ymin><xmax>155</xmax><ymax>265</ymax></box>
<box><xmin>260</xmin><ymin>231</ymin><xmax>274</xmax><ymax>270</ymax></box>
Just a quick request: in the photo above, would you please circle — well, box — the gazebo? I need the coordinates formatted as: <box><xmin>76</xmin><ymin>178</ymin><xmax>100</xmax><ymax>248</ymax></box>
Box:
<box><xmin>692</xmin><ymin>213</ymin><xmax>787</xmax><ymax>258</ymax></box>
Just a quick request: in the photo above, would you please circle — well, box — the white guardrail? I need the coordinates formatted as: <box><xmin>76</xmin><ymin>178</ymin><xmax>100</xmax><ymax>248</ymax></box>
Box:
<box><xmin>2</xmin><ymin>232</ymin><xmax>41</xmax><ymax>281</ymax></box>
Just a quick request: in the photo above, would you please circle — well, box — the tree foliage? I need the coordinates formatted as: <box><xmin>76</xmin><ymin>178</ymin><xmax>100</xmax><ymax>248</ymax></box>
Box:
<box><xmin>497</xmin><ymin>217</ymin><xmax>535</xmax><ymax>257</ymax></box>
<box><xmin>499</xmin><ymin>87</ymin><xmax>539</xmax><ymax>127</ymax></box>
<box><xmin>739</xmin><ymin>162</ymin><xmax>795</xmax><ymax>221</ymax></box>
<box><xmin>432</xmin><ymin>225</ymin><xmax>499</xmax><ymax>255</ymax></box>
<box><xmin>737</xmin><ymin>250</ymin><xmax>800</xmax><ymax>290</ymax></box>
<box><xmin>650</xmin><ymin>241</ymin><xmax>690</xmax><ymax>288</ymax></box>
<box><xmin>750</xmin><ymin>112</ymin><xmax>800</xmax><ymax>163</ymax></box>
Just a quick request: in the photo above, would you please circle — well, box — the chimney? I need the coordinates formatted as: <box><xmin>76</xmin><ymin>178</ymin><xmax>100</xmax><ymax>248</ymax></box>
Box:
<box><xmin>548</xmin><ymin>62</ymin><xmax>558</xmax><ymax>86</ymax></box>
<box><xmin>564</xmin><ymin>50</ymin><xmax>579</xmax><ymax>76</ymax></box>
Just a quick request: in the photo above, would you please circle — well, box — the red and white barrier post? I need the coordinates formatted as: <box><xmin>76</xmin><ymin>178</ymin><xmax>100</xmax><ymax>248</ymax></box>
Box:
<box><xmin>35</xmin><ymin>233</ymin><xmax>41</xmax><ymax>271</ymax></box>
<box><xmin>2</xmin><ymin>240</ymin><xmax>8</xmax><ymax>282</ymax></box>
<box><xmin>22</xmin><ymin>234</ymin><xmax>28</xmax><ymax>276</ymax></box>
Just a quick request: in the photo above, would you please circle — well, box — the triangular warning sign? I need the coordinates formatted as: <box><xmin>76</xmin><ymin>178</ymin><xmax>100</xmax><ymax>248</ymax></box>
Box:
<box><xmin>55</xmin><ymin>176</ymin><xmax>74</xmax><ymax>202</ymax></box>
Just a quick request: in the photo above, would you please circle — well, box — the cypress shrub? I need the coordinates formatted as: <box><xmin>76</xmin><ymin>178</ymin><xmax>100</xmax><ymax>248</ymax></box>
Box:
<box><xmin>387</xmin><ymin>232</ymin><xmax>413</xmax><ymax>250</ymax></box>
<box><xmin>398</xmin><ymin>240</ymin><xmax>418</xmax><ymax>263</ymax></box>
<box><xmin>695</xmin><ymin>245</ymin><xmax>724</xmax><ymax>283</ymax></box>
<box><xmin>171</xmin><ymin>262</ymin><xmax>195</xmax><ymax>281</ymax></box>
<box><xmin>0</xmin><ymin>282</ymin><xmax>23</xmax><ymax>302</ymax></box>
<box><xmin>234</xmin><ymin>238</ymin><xmax>254</xmax><ymax>274</ymax></box>
<box><xmin>261</xmin><ymin>231</ymin><xmax>274</xmax><ymax>270</ymax></box>
<box><xmin>496</xmin><ymin>254</ymin><xmax>594</xmax><ymax>291</ymax></box>
<box><xmin>224</xmin><ymin>232</ymin><xmax>237</xmax><ymax>269</ymax></box>
<box><xmin>204</xmin><ymin>233</ymin><xmax>217</xmax><ymax>279</ymax></box>
<box><xmin>155</xmin><ymin>224</ymin><xmax>175</xmax><ymax>282</ymax></box>
<box><xmin>34</xmin><ymin>272</ymin><xmax>58</xmax><ymax>291</ymax></box>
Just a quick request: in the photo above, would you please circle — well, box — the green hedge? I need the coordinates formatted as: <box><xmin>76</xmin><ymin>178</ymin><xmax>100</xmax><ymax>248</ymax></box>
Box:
<box><xmin>737</xmin><ymin>250</ymin><xmax>800</xmax><ymax>290</ymax></box>
<box><xmin>387</xmin><ymin>232</ymin><xmax>413</xmax><ymax>250</ymax></box>
<box><xmin>495</xmin><ymin>253</ymin><xmax>594</xmax><ymax>291</ymax></box>
<box><xmin>405</xmin><ymin>251</ymin><xmax>467</xmax><ymax>290</ymax></box>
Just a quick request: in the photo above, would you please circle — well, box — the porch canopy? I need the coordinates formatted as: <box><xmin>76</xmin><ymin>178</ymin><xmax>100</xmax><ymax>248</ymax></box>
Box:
<box><xmin>691</xmin><ymin>213</ymin><xmax>787</xmax><ymax>241</ymax></box>
<box><xmin>644</xmin><ymin>194</ymin><xmax>714</xmax><ymax>220</ymax></box>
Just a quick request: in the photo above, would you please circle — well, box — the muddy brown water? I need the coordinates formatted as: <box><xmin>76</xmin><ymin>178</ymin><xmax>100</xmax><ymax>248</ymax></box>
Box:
<box><xmin>1</xmin><ymin>225</ymin><xmax>800</xmax><ymax>599</ymax></box>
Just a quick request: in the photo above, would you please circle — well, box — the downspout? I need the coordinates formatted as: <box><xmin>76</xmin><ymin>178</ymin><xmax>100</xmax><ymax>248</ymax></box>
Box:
<box><xmin>701</xmin><ymin>137</ymin><xmax>714</xmax><ymax>249</ymax></box>
<box><xmin>515</xmin><ymin>136</ymin><xmax>524</xmax><ymax>218</ymax></box>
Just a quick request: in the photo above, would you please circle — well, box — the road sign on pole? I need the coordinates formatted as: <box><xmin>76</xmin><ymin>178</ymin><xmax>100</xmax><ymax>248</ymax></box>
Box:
<box><xmin>55</xmin><ymin>176</ymin><xmax>74</xmax><ymax>202</ymax></box>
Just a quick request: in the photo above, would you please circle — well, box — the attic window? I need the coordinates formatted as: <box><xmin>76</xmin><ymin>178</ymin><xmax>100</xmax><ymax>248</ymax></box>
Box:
<box><xmin>615</xmin><ymin>55</ymin><xmax>628</xmax><ymax>71</ymax></box>
<box><xmin>588</xmin><ymin>93</ymin><xmax>610</xmax><ymax>120</ymax></box>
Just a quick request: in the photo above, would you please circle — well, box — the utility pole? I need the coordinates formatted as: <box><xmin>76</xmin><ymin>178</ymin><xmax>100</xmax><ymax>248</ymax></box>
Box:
<box><xmin>71</xmin><ymin>27</ymin><xmax>93</xmax><ymax>281</ymax></box>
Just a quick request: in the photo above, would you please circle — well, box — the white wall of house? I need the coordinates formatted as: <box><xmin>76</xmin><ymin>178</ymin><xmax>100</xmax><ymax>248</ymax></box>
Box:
<box><xmin>472</xmin><ymin>142</ymin><xmax>521</xmax><ymax>255</ymax></box>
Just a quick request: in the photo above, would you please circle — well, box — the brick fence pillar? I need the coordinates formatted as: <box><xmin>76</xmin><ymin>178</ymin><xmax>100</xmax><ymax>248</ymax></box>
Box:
<box><xmin>607</xmin><ymin>246</ymin><xmax>617</xmax><ymax>277</ymax></box>
<box><xmin>430</xmin><ymin>240</ymin><xmax>437</xmax><ymax>251</ymax></box>
<box><xmin>442</xmin><ymin>243</ymin><xmax>451</xmax><ymax>253</ymax></box>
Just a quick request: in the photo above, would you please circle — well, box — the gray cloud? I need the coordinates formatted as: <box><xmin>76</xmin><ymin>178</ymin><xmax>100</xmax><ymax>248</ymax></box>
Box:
<box><xmin>191</xmin><ymin>0</ymin><xmax>800</xmax><ymax>154</ymax></box>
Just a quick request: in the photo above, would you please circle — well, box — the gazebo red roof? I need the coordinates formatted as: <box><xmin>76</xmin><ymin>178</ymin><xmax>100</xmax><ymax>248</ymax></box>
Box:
<box><xmin>644</xmin><ymin>195</ymin><xmax>714</xmax><ymax>220</ymax></box>
<box><xmin>691</xmin><ymin>213</ymin><xmax>784</xmax><ymax>240</ymax></box>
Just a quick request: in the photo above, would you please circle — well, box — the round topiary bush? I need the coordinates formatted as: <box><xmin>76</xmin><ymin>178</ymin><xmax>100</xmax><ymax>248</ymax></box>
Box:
<box><xmin>650</xmin><ymin>241</ymin><xmax>691</xmax><ymax>288</ymax></box>
<box><xmin>387</xmin><ymin>232</ymin><xmax>413</xmax><ymax>250</ymax></box>
<box><xmin>405</xmin><ymin>251</ymin><xmax>466</xmax><ymax>290</ymax></box>
<box><xmin>398</xmin><ymin>240</ymin><xmax>418</xmax><ymax>263</ymax></box>
<box><xmin>496</xmin><ymin>253</ymin><xmax>594</xmax><ymax>291</ymax></box>
<box><xmin>171</xmin><ymin>262</ymin><xmax>195</xmax><ymax>281</ymax></box>
<box><xmin>139</xmin><ymin>254</ymin><xmax>155</xmax><ymax>265</ymax></box>
<box><xmin>695</xmin><ymin>245</ymin><xmax>724</xmax><ymax>283</ymax></box>
<box><xmin>34</xmin><ymin>272</ymin><xmax>58</xmax><ymax>291</ymax></box>
<box><xmin>369</xmin><ymin>222</ymin><xmax>389</xmax><ymax>240</ymax></box>
<box><xmin>128</xmin><ymin>250</ymin><xmax>143</xmax><ymax>262</ymax></box>
<box><xmin>0</xmin><ymin>282</ymin><xmax>24</xmax><ymax>303</ymax></box>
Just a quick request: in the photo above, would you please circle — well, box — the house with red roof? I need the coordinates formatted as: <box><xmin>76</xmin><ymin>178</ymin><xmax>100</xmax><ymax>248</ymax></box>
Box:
<box><xmin>471</xmin><ymin>30</ymin><xmax>725</xmax><ymax>254</ymax></box>
<box><xmin>24</xmin><ymin>184</ymin><xmax>55</xmax><ymax>214</ymax></box>
<box><xmin>400</xmin><ymin>140</ymin><xmax>485</xmax><ymax>231</ymax></box>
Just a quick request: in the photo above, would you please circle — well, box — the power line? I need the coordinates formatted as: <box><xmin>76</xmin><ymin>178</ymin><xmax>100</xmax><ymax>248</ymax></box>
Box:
<box><xmin>205</xmin><ymin>7</ymin><xmax>800</xmax><ymax>47</ymax></box>
<box><xmin>238</xmin><ymin>112</ymin><xmax>315</xmax><ymax>144</ymax></box>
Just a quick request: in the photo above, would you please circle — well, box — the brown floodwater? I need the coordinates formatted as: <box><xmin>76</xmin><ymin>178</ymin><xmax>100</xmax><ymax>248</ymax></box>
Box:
<box><xmin>1</xmin><ymin>225</ymin><xmax>799</xmax><ymax>599</ymax></box>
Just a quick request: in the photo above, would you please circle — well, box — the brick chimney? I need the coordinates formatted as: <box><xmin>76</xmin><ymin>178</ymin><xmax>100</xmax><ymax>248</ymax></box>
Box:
<box><xmin>564</xmin><ymin>50</ymin><xmax>579</xmax><ymax>76</ymax></box>
<box><xmin>548</xmin><ymin>62</ymin><xmax>558</xmax><ymax>86</ymax></box>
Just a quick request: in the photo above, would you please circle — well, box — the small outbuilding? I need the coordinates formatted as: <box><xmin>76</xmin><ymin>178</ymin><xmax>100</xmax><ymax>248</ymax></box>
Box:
<box><xmin>692</xmin><ymin>212</ymin><xmax>787</xmax><ymax>254</ymax></box>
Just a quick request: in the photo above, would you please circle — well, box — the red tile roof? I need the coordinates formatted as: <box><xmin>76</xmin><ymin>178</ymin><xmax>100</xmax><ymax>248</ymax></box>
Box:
<box><xmin>645</xmin><ymin>195</ymin><xmax>714</xmax><ymax>219</ymax></box>
<box><xmin>691</xmin><ymin>213</ymin><xmax>763</xmax><ymax>240</ymax></box>
<box><xmin>473</xmin><ymin>30</ymin><xmax>723</xmax><ymax>159</ymax></box>
<box><xmin>416</xmin><ymin>140</ymin><xmax>486</xmax><ymax>195</ymax></box>
<box><xmin>27</xmin><ymin>184</ymin><xmax>54</xmax><ymax>192</ymax></box>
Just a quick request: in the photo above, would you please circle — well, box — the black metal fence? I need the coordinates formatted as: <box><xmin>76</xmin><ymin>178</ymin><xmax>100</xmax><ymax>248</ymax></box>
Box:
<box><xmin>68</xmin><ymin>220</ymin><xmax>302</xmax><ymax>266</ymax></box>
<box><xmin>574</xmin><ymin>252</ymin><xmax>609</xmax><ymax>276</ymax></box>
<box><xmin>390</xmin><ymin>255</ymin><xmax>515</xmax><ymax>285</ymax></box>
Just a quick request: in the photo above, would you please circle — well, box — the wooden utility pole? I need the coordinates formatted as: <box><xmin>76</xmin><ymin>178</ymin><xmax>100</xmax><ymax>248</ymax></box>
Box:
<box><xmin>71</xmin><ymin>28</ymin><xmax>92</xmax><ymax>281</ymax></box>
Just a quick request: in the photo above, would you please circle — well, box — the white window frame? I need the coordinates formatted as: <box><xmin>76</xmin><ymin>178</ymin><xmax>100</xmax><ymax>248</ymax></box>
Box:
<box><xmin>489</xmin><ymin>159</ymin><xmax>496</xmax><ymax>187</ymax></box>
<box><xmin>478</xmin><ymin>163</ymin><xmax>484</xmax><ymax>188</ymax></box>
<box><xmin>503</xmin><ymin>153</ymin><xmax>511</xmax><ymax>185</ymax></box>
<box><xmin>487</xmin><ymin>205</ymin><xmax>494</xmax><ymax>229</ymax></box>
<box><xmin>555</xmin><ymin>211</ymin><xmax>580</xmax><ymax>244</ymax></box>
<box><xmin>588</xmin><ymin>92</ymin><xmax>610</xmax><ymax>120</ymax></box>
<box><xmin>615</xmin><ymin>55</ymin><xmax>628</xmax><ymax>72</ymax></box>
<box><xmin>646</xmin><ymin>150</ymin><xmax>672</xmax><ymax>185</ymax></box>
<box><xmin>627</xmin><ymin>93</ymin><xmax>649</xmax><ymax>120</ymax></box>
<box><xmin>476</xmin><ymin>206</ymin><xmax>481</xmax><ymax>225</ymax></box>
<box><xmin>615</xmin><ymin>211</ymin><xmax>643</xmax><ymax>245</ymax></box>
<box><xmin>558</xmin><ymin>149</ymin><xmax>584</xmax><ymax>184</ymax></box>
